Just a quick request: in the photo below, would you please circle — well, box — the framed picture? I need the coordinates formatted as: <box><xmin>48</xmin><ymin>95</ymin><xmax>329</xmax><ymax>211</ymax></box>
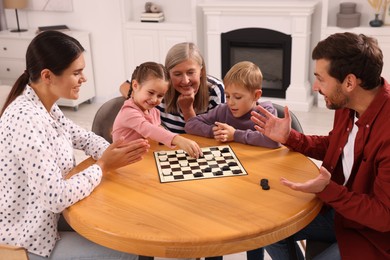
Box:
<box><xmin>385</xmin><ymin>3</ymin><xmax>390</xmax><ymax>25</ymax></box>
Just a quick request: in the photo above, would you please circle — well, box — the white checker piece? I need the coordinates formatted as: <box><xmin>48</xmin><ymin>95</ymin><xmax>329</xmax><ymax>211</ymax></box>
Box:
<box><xmin>154</xmin><ymin>145</ymin><xmax>248</xmax><ymax>183</ymax></box>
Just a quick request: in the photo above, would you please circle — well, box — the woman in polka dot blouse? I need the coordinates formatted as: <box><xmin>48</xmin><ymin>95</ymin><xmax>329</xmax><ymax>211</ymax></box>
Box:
<box><xmin>0</xmin><ymin>31</ymin><xmax>149</xmax><ymax>259</ymax></box>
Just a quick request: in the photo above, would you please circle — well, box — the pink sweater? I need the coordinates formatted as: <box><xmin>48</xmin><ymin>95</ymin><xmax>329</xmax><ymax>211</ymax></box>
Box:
<box><xmin>112</xmin><ymin>98</ymin><xmax>176</xmax><ymax>147</ymax></box>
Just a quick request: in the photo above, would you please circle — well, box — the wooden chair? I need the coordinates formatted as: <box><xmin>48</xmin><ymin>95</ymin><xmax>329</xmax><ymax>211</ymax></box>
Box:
<box><xmin>0</xmin><ymin>244</ymin><xmax>28</xmax><ymax>260</ymax></box>
<box><xmin>91</xmin><ymin>96</ymin><xmax>126</xmax><ymax>143</ymax></box>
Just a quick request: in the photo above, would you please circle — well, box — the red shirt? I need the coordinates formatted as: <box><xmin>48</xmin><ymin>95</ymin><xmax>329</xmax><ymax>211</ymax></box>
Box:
<box><xmin>285</xmin><ymin>79</ymin><xmax>390</xmax><ymax>259</ymax></box>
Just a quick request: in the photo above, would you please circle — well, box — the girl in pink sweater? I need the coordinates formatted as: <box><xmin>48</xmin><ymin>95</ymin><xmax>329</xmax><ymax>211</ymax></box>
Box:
<box><xmin>112</xmin><ymin>62</ymin><xmax>202</xmax><ymax>158</ymax></box>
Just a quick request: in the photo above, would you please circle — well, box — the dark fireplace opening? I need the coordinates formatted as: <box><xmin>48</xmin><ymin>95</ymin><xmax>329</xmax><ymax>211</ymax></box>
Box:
<box><xmin>221</xmin><ymin>28</ymin><xmax>292</xmax><ymax>98</ymax></box>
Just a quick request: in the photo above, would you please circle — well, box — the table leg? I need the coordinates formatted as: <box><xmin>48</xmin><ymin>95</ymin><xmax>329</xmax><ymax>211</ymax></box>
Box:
<box><xmin>139</xmin><ymin>256</ymin><xmax>154</xmax><ymax>260</ymax></box>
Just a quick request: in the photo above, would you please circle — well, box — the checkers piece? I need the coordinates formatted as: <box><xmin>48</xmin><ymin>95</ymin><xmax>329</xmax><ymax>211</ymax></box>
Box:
<box><xmin>179</xmin><ymin>161</ymin><xmax>188</xmax><ymax>167</ymax></box>
<box><xmin>222</xmin><ymin>165</ymin><xmax>230</xmax><ymax>171</ymax></box>
<box><xmin>213</xmin><ymin>170</ymin><xmax>223</xmax><ymax>176</ymax></box>
<box><xmin>260</xmin><ymin>178</ymin><xmax>270</xmax><ymax>190</ymax></box>
<box><xmin>159</xmin><ymin>155</ymin><xmax>168</xmax><ymax>161</ymax></box>
<box><xmin>193</xmin><ymin>172</ymin><xmax>203</xmax><ymax>178</ymax></box>
<box><xmin>260</xmin><ymin>178</ymin><xmax>268</xmax><ymax>186</ymax></box>
<box><xmin>162</xmin><ymin>169</ymin><xmax>171</xmax><ymax>176</ymax></box>
<box><xmin>204</xmin><ymin>154</ymin><xmax>214</xmax><ymax>161</ymax></box>
<box><xmin>228</xmin><ymin>161</ymin><xmax>238</xmax><ymax>166</ymax></box>
<box><xmin>211</xmin><ymin>150</ymin><xmax>221</xmax><ymax>157</ymax></box>
<box><xmin>221</xmin><ymin>147</ymin><xmax>230</xmax><ymax>153</ymax></box>
<box><xmin>203</xmin><ymin>167</ymin><xmax>212</xmax><ymax>172</ymax></box>
<box><xmin>262</xmin><ymin>185</ymin><xmax>270</xmax><ymax>190</ymax></box>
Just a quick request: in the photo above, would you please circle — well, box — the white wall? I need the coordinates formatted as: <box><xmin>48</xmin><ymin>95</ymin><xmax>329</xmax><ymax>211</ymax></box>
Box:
<box><xmin>3</xmin><ymin>0</ymin><xmax>323</xmax><ymax>104</ymax></box>
<box><xmin>4</xmin><ymin>0</ymin><xmax>127</xmax><ymax>103</ymax></box>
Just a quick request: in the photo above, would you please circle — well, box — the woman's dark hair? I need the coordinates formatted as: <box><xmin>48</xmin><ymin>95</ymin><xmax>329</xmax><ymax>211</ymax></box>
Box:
<box><xmin>126</xmin><ymin>61</ymin><xmax>169</xmax><ymax>99</ymax></box>
<box><xmin>1</xmin><ymin>31</ymin><xmax>85</xmax><ymax>116</ymax></box>
<box><xmin>312</xmin><ymin>32</ymin><xmax>383</xmax><ymax>90</ymax></box>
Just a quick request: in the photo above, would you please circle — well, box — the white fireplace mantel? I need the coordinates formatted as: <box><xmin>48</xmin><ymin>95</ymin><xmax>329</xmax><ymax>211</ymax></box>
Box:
<box><xmin>200</xmin><ymin>1</ymin><xmax>318</xmax><ymax>111</ymax></box>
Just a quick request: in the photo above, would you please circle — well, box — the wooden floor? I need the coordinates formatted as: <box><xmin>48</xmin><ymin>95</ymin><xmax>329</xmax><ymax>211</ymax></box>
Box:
<box><xmin>61</xmin><ymin>100</ymin><xmax>334</xmax><ymax>260</ymax></box>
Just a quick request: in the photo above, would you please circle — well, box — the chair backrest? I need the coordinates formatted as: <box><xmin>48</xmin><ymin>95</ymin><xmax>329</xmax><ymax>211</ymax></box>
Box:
<box><xmin>0</xmin><ymin>244</ymin><xmax>28</xmax><ymax>260</ymax></box>
<box><xmin>272</xmin><ymin>103</ymin><xmax>304</xmax><ymax>133</ymax></box>
<box><xmin>91</xmin><ymin>96</ymin><xmax>126</xmax><ymax>143</ymax></box>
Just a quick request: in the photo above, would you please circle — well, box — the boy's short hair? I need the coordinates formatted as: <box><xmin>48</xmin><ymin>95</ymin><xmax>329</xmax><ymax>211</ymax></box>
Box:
<box><xmin>223</xmin><ymin>61</ymin><xmax>263</xmax><ymax>92</ymax></box>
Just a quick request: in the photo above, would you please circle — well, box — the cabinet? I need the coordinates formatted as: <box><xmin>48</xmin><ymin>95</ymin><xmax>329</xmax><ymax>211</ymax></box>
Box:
<box><xmin>0</xmin><ymin>30</ymin><xmax>96</xmax><ymax>110</ymax></box>
<box><xmin>319</xmin><ymin>0</ymin><xmax>390</xmax><ymax>107</ymax></box>
<box><xmin>120</xmin><ymin>0</ymin><xmax>197</xmax><ymax>74</ymax></box>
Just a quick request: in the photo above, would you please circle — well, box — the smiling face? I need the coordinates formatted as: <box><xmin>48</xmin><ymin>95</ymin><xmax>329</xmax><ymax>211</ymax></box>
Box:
<box><xmin>225</xmin><ymin>83</ymin><xmax>260</xmax><ymax>118</ymax></box>
<box><xmin>49</xmin><ymin>54</ymin><xmax>87</xmax><ymax>100</ymax></box>
<box><xmin>313</xmin><ymin>59</ymin><xmax>349</xmax><ymax>110</ymax></box>
<box><xmin>132</xmin><ymin>77</ymin><xmax>169</xmax><ymax>112</ymax></box>
<box><xmin>168</xmin><ymin>59</ymin><xmax>202</xmax><ymax>96</ymax></box>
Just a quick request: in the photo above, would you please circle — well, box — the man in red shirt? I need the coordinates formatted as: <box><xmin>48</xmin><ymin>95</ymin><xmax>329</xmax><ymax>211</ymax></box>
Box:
<box><xmin>251</xmin><ymin>32</ymin><xmax>390</xmax><ymax>259</ymax></box>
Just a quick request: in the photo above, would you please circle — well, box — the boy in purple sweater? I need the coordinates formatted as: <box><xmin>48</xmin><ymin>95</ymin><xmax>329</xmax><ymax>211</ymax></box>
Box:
<box><xmin>185</xmin><ymin>61</ymin><xmax>280</xmax><ymax>148</ymax></box>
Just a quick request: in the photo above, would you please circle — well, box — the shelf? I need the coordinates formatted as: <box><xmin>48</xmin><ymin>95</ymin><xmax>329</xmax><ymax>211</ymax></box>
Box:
<box><xmin>318</xmin><ymin>0</ymin><xmax>390</xmax><ymax>108</ymax></box>
<box><xmin>121</xmin><ymin>0</ymin><xmax>194</xmax><ymax>25</ymax></box>
<box><xmin>322</xmin><ymin>0</ymin><xmax>388</xmax><ymax>28</ymax></box>
<box><xmin>124</xmin><ymin>21</ymin><xmax>193</xmax><ymax>31</ymax></box>
<box><xmin>322</xmin><ymin>25</ymin><xmax>390</xmax><ymax>37</ymax></box>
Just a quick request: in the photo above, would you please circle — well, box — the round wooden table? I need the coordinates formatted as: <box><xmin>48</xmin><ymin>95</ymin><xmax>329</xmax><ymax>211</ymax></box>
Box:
<box><xmin>63</xmin><ymin>135</ymin><xmax>322</xmax><ymax>258</ymax></box>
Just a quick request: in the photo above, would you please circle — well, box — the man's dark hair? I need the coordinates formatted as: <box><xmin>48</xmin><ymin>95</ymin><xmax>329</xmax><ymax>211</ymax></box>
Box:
<box><xmin>312</xmin><ymin>32</ymin><xmax>383</xmax><ymax>90</ymax></box>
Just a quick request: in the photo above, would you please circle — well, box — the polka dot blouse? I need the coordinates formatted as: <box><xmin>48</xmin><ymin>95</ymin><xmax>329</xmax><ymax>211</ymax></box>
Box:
<box><xmin>0</xmin><ymin>85</ymin><xmax>109</xmax><ymax>257</ymax></box>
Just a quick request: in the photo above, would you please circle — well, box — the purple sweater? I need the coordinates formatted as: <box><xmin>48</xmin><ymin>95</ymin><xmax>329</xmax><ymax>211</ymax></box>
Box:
<box><xmin>185</xmin><ymin>101</ymin><xmax>280</xmax><ymax>148</ymax></box>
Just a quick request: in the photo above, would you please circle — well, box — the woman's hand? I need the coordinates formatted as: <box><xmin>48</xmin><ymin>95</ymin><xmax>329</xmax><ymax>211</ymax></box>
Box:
<box><xmin>251</xmin><ymin>105</ymin><xmax>291</xmax><ymax>144</ymax></box>
<box><xmin>177</xmin><ymin>89</ymin><xmax>196</xmax><ymax>121</ymax></box>
<box><xmin>280</xmin><ymin>166</ymin><xmax>331</xmax><ymax>193</ymax></box>
<box><xmin>212</xmin><ymin>122</ymin><xmax>235</xmax><ymax>142</ymax></box>
<box><xmin>172</xmin><ymin>135</ymin><xmax>203</xmax><ymax>158</ymax></box>
<box><xmin>96</xmin><ymin>138</ymin><xmax>150</xmax><ymax>173</ymax></box>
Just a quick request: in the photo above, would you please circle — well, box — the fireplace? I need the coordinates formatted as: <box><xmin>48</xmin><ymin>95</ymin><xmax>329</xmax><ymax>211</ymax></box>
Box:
<box><xmin>200</xmin><ymin>1</ymin><xmax>317</xmax><ymax>111</ymax></box>
<box><xmin>221</xmin><ymin>28</ymin><xmax>292</xmax><ymax>98</ymax></box>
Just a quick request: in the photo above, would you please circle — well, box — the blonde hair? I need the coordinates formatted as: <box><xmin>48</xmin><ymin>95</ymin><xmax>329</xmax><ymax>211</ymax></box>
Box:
<box><xmin>223</xmin><ymin>61</ymin><xmax>263</xmax><ymax>92</ymax></box>
<box><xmin>164</xmin><ymin>42</ymin><xmax>209</xmax><ymax>114</ymax></box>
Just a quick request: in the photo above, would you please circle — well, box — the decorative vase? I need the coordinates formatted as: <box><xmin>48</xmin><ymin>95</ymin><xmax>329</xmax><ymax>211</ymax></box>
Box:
<box><xmin>369</xmin><ymin>13</ymin><xmax>383</xmax><ymax>27</ymax></box>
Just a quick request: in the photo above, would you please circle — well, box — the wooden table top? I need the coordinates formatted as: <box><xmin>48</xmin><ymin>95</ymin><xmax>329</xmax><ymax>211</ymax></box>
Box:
<box><xmin>63</xmin><ymin>135</ymin><xmax>322</xmax><ymax>258</ymax></box>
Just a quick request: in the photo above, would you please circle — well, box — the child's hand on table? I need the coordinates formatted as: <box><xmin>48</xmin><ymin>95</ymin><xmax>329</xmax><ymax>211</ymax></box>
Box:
<box><xmin>213</xmin><ymin>122</ymin><xmax>235</xmax><ymax>142</ymax></box>
<box><xmin>172</xmin><ymin>135</ymin><xmax>203</xmax><ymax>158</ymax></box>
